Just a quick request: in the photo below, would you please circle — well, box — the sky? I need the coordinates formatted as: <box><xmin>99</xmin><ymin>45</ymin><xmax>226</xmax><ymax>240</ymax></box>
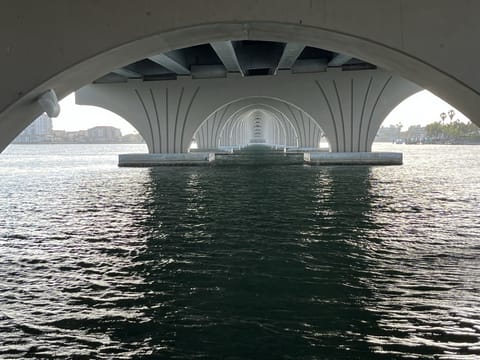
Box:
<box><xmin>53</xmin><ymin>94</ymin><xmax>137</xmax><ymax>135</ymax></box>
<box><xmin>381</xmin><ymin>90</ymin><xmax>469</xmax><ymax>128</ymax></box>
<box><xmin>53</xmin><ymin>90</ymin><xmax>470</xmax><ymax>135</ymax></box>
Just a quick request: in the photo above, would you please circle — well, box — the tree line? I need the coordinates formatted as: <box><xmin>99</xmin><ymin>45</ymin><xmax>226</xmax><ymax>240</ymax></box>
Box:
<box><xmin>425</xmin><ymin>120</ymin><xmax>480</xmax><ymax>140</ymax></box>
<box><xmin>376</xmin><ymin>120</ymin><xmax>480</xmax><ymax>144</ymax></box>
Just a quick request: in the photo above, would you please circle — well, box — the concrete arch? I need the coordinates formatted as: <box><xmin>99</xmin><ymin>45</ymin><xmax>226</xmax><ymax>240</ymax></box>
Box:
<box><xmin>229</xmin><ymin>109</ymin><xmax>285</xmax><ymax>147</ymax></box>
<box><xmin>1</xmin><ymin>1</ymin><xmax>478</xmax><ymax>152</ymax></box>
<box><xmin>218</xmin><ymin>104</ymin><xmax>296</xmax><ymax>148</ymax></box>
<box><xmin>193</xmin><ymin>96</ymin><xmax>327</xmax><ymax>150</ymax></box>
<box><xmin>222</xmin><ymin>108</ymin><xmax>290</xmax><ymax>148</ymax></box>
<box><xmin>212</xmin><ymin>98</ymin><xmax>323</xmax><ymax>149</ymax></box>
<box><xmin>216</xmin><ymin>103</ymin><xmax>324</xmax><ymax>149</ymax></box>
<box><xmin>195</xmin><ymin>103</ymin><xmax>295</xmax><ymax>149</ymax></box>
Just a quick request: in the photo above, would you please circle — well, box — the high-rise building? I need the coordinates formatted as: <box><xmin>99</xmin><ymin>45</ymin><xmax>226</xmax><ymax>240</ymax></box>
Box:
<box><xmin>13</xmin><ymin>113</ymin><xmax>53</xmax><ymax>143</ymax></box>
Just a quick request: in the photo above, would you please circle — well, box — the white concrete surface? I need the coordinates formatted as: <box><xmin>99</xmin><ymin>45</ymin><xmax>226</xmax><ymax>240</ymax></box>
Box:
<box><xmin>118</xmin><ymin>152</ymin><xmax>215</xmax><ymax>167</ymax></box>
<box><xmin>304</xmin><ymin>152</ymin><xmax>402</xmax><ymax>165</ymax></box>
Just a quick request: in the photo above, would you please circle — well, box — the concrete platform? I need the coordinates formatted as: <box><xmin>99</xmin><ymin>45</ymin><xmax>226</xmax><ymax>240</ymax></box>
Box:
<box><xmin>119</xmin><ymin>151</ymin><xmax>402</xmax><ymax>167</ymax></box>
<box><xmin>304</xmin><ymin>152</ymin><xmax>402</xmax><ymax>165</ymax></box>
<box><xmin>215</xmin><ymin>151</ymin><xmax>303</xmax><ymax>165</ymax></box>
<box><xmin>118</xmin><ymin>153</ymin><xmax>215</xmax><ymax>167</ymax></box>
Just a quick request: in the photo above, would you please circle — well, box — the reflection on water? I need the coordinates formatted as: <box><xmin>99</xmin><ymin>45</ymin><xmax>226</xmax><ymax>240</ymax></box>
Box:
<box><xmin>0</xmin><ymin>144</ymin><xmax>479</xmax><ymax>359</ymax></box>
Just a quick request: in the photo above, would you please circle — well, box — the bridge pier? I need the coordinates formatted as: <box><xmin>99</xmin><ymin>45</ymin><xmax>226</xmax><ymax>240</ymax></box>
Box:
<box><xmin>76</xmin><ymin>69</ymin><xmax>420</xmax><ymax>163</ymax></box>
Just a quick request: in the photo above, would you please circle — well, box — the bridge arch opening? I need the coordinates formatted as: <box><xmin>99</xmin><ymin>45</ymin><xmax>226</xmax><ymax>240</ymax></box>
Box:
<box><xmin>61</xmin><ymin>93</ymin><xmax>147</xmax><ymax>146</ymax></box>
<box><xmin>194</xmin><ymin>101</ymin><xmax>297</xmax><ymax>151</ymax></box>
<box><xmin>191</xmin><ymin>96</ymin><xmax>331</xmax><ymax>152</ymax></box>
<box><xmin>373</xmin><ymin>90</ymin><xmax>475</xmax><ymax>146</ymax></box>
<box><xmin>221</xmin><ymin>108</ymin><xmax>288</xmax><ymax>149</ymax></box>
<box><xmin>10</xmin><ymin>93</ymin><xmax>147</xmax><ymax>148</ymax></box>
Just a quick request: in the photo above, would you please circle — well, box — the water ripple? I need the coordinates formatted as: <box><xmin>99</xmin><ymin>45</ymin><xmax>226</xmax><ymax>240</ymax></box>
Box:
<box><xmin>0</xmin><ymin>144</ymin><xmax>479</xmax><ymax>359</ymax></box>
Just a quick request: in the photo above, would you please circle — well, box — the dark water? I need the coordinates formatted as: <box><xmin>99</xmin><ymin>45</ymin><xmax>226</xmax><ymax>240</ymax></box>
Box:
<box><xmin>0</xmin><ymin>144</ymin><xmax>479</xmax><ymax>359</ymax></box>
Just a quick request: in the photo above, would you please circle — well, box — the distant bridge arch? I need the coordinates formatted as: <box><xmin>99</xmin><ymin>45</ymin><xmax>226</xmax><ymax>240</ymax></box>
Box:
<box><xmin>193</xmin><ymin>97</ymin><xmax>328</xmax><ymax>150</ymax></box>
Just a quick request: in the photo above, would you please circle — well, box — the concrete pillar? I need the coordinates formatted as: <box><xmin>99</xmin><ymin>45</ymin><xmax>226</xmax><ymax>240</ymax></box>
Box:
<box><xmin>313</xmin><ymin>69</ymin><xmax>420</xmax><ymax>151</ymax></box>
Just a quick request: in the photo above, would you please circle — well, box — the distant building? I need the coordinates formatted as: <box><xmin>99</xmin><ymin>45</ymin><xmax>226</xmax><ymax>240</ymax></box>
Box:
<box><xmin>13</xmin><ymin>113</ymin><xmax>53</xmax><ymax>143</ymax></box>
<box><xmin>404</xmin><ymin>125</ymin><xmax>427</xmax><ymax>144</ymax></box>
<box><xmin>87</xmin><ymin>126</ymin><xmax>122</xmax><ymax>143</ymax></box>
<box><xmin>122</xmin><ymin>133</ymin><xmax>145</xmax><ymax>143</ymax></box>
<box><xmin>66</xmin><ymin>130</ymin><xmax>89</xmax><ymax>143</ymax></box>
<box><xmin>375</xmin><ymin>125</ymin><xmax>402</xmax><ymax>142</ymax></box>
<box><xmin>13</xmin><ymin>118</ymin><xmax>143</xmax><ymax>144</ymax></box>
<box><xmin>52</xmin><ymin>130</ymin><xmax>67</xmax><ymax>142</ymax></box>
<box><xmin>376</xmin><ymin>124</ymin><xmax>428</xmax><ymax>144</ymax></box>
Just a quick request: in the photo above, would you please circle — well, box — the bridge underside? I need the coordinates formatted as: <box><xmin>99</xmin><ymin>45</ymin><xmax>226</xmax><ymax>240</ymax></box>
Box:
<box><xmin>76</xmin><ymin>67</ymin><xmax>420</xmax><ymax>155</ymax></box>
<box><xmin>76</xmin><ymin>40</ymin><xmax>420</xmax><ymax>155</ymax></box>
<box><xmin>1</xmin><ymin>1</ymin><xmax>480</xmax><ymax>156</ymax></box>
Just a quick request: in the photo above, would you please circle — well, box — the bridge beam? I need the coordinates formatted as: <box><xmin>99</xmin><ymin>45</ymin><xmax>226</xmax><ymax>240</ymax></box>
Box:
<box><xmin>210</xmin><ymin>41</ymin><xmax>244</xmax><ymax>75</ymax></box>
<box><xmin>149</xmin><ymin>51</ymin><xmax>190</xmax><ymax>75</ymax></box>
<box><xmin>275</xmin><ymin>43</ymin><xmax>305</xmax><ymax>73</ymax></box>
<box><xmin>328</xmin><ymin>53</ymin><xmax>353</xmax><ymax>67</ymax></box>
<box><xmin>111</xmin><ymin>68</ymin><xmax>143</xmax><ymax>79</ymax></box>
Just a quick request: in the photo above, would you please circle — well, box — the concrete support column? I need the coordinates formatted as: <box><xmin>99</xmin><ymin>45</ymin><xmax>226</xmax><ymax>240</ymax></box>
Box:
<box><xmin>313</xmin><ymin>70</ymin><xmax>420</xmax><ymax>152</ymax></box>
<box><xmin>76</xmin><ymin>81</ymin><xmax>201</xmax><ymax>153</ymax></box>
